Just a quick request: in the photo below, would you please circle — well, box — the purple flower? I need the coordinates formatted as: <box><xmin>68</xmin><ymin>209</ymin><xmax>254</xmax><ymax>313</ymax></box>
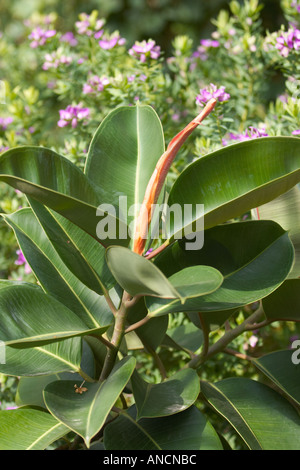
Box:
<box><xmin>0</xmin><ymin>117</ymin><xmax>13</xmax><ymax>130</ymax></box>
<box><xmin>75</xmin><ymin>13</ymin><xmax>105</xmax><ymax>36</ymax></box>
<box><xmin>99</xmin><ymin>33</ymin><xmax>125</xmax><ymax>50</ymax></box>
<box><xmin>196</xmin><ymin>83</ymin><xmax>230</xmax><ymax>105</ymax></box>
<box><xmin>200</xmin><ymin>39</ymin><xmax>220</xmax><ymax>48</ymax></box>
<box><xmin>58</xmin><ymin>104</ymin><xmax>90</xmax><ymax>128</ymax></box>
<box><xmin>276</xmin><ymin>27</ymin><xmax>300</xmax><ymax>57</ymax></box>
<box><xmin>42</xmin><ymin>51</ymin><xmax>73</xmax><ymax>70</ymax></box>
<box><xmin>60</xmin><ymin>31</ymin><xmax>78</xmax><ymax>46</ymax></box>
<box><xmin>223</xmin><ymin>126</ymin><xmax>269</xmax><ymax>145</ymax></box>
<box><xmin>128</xmin><ymin>39</ymin><xmax>161</xmax><ymax>62</ymax></box>
<box><xmin>291</xmin><ymin>1</ymin><xmax>300</xmax><ymax>13</ymax></box>
<box><xmin>15</xmin><ymin>249</ymin><xmax>31</xmax><ymax>274</ymax></box>
<box><xmin>28</xmin><ymin>27</ymin><xmax>56</xmax><ymax>48</ymax></box>
<box><xmin>292</xmin><ymin>129</ymin><xmax>300</xmax><ymax>135</ymax></box>
<box><xmin>83</xmin><ymin>75</ymin><xmax>110</xmax><ymax>94</ymax></box>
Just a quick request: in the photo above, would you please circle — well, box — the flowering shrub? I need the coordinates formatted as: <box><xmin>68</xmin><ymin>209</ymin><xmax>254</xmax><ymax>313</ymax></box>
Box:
<box><xmin>0</xmin><ymin>0</ymin><xmax>300</xmax><ymax>451</ymax></box>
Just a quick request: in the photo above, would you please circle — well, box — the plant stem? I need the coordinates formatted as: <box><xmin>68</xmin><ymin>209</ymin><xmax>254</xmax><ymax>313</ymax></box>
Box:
<box><xmin>224</xmin><ymin>348</ymin><xmax>254</xmax><ymax>362</ymax></box>
<box><xmin>99</xmin><ymin>291</ymin><xmax>132</xmax><ymax>381</ymax></box>
<box><xmin>188</xmin><ymin>305</ymin><xmax>265</xmax><ymax>370</ymax></box>
<box><xmin>125</xmin><ymin>314</ymin><xmax>152</xmax><ymax>334</ymax></box>
<box><xmin>198</xmin><ymin>312</ymin><xmax>210</xmax><ymax>358</ymax></box>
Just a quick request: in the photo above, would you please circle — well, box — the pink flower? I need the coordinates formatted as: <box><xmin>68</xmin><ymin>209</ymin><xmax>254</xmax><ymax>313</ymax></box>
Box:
<box><xmin>58</xmin><ymin>104</ymin><xmax>90</xmax><ymax>128</ymax></box>
<box><xmin>0</xmin><ymin>117</ymin><xmax>13</xmax><ymax>130</ymax></box>
<box><xmin>83</xmin><ymin>75</ymin><xmax>110</xmax><ymax>94</ymax></box>
<box><xmin>42</xmin><ymin>51</ymin><xmax>73</xmax><ymax>70</ymax></box>
<box><xmin>196</xmin><ymin>83</ymin><xmax>230</xmax><ymax>105</ymax></box>
<box><xmin>223</xmin><ymin>126</ymin><xmax>268</xmax><ymax>145</ymax></box>
<box><xmin>292</xmin><ymin>129</ymin><xmax>300</xmax><ymax>135</ymax></box>
<box><xmin>28</xmin><ymin>27</ymin><xmax>56</xmax><ymax>48</ymax></box>
<box><xmin>15</xmin><ymin>249</ymin><xmax>31</xmax><ymax>274</ymax></box>
<box><xmin>276</xmin><ymin>27</ymin><xmax>300</xmax><ymax>57</ymax></box>
<box><xmin>99</xmin><ymin>34</ymin><xmax>125</xmax><ymax>50</ymax></box>
<box><xmin>60</xmin><ymin>32</ymin><xmax>78</xmax><ymax>46</ymax></box>
<box><xmin>129</xmin><ymin>39</ymin><xmax>161</xmax><ymax>62</ymax></box>
<box><xmin>75</xmin><ymin>13</ymin><xmax>105</xmax><ymax>36</ymax></box>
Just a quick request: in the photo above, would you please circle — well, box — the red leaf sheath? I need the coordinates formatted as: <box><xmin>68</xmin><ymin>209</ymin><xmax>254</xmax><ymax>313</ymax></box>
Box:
<box><xmin>133</xmin><ymin>98</ymin><xmax>217</xmax><ymax>255</ymax></box>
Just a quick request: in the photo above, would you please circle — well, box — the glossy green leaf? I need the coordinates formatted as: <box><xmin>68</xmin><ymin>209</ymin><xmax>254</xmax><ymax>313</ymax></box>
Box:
<box><xmin>0</xmin><ymin>284</ymin><xmax>109</xmax><ymax>347</ymax></box>
<box><xmin>167</xmin><ymin>137</ymin><xmax>300</xmax><ymax>242</ymax></box>
<box><xmin>201</xmin><ymin>378</ymin><xmax>300</xmax><ymax>450</ymax></box>
<box><xmin>0</xmin><ymin>146</ymin><xmax>129</xmax><ymax>245</ymax></box>
<box><xmin>263</xmin><ymin>279</ymin><xmax>300</xmax><ymax>321</ymax></box>
<box><xmin>103</xmin><ymin>405</ymin><xmax>223</xmax><ymax>450</ymax></box>
<box><xmin>3</xmin><ymin>208</ymin><xmax>114</xmax><ymax>329</ymax></box>
<box><xmin>131</xmin><ymin>369</ymin><xmax>200</xmax><ymax>419</ymax></box>
<box><xmin>0</xmin><ymin>407</ymin><xmax>68</xmax><ymax>450</ymax></box>
<box><xmin>106</xmin><ymin>246</ymin><xmax>180</xmax><ymax>299</ymax></box>
<box><xmin>252</xmin><ymin>350</ymin><xmax>300</xmax><ymax>406</ymax></box>
<box><xmin>28</xmin><ymin>199</ymin><xmax>115</xmax><ymax>295</ymax></box>
<box><xmin>43</xmin><ymin>356</ymin><xmax>136</xmax><ymax>447</ymax></box>
<box><xmin>15</xmin><ymin>340</ymin><xmax>96</xmax><ymax>407</ymax></box>
<box><xmin>146</xmin><ymin>220</ymin><xmax>294</xmax><ymax>316</ymax></box>
<box><xmin>168</xmin><ymin>266</ymin><xmax>223</xmax><ymax>301</ymax></box>
<box><xmin>0</xmin><ymin>337</ymin><xmax>82</xmax><ymax>377</ymax></box>
<box><xmin>163</xmin><ymin>322</ymin><xmax>204</xmax><ymax>353</ymax></box>
<box><xmin>106</xmin><ymin>246</ymin><xmax>223</xmax><ymax>301</ymax></box>
<box><xmin>85</xmin><ymin>104</ymin><xmax>165</xmax><ymax>240</ymax></box>
<box><xmin>254</xmin><ymin>185</ymin><xmax>300</xmax><ymax>278</ymax></box>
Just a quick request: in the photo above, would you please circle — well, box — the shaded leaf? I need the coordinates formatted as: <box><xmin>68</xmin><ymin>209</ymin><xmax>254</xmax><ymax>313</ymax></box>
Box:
<box><xmin>147</xmin><ymin>220</ymin><xmax>294</xmax><ymax>316</ymax></box>
<box><xmin>103</xmin><ymin>405</ymin><xmax>223</xmax><ymax>450</ymax></box>
<box><xmin>131</xmin><ymin>369</ymin><xmax>200</xmax><ymax>419</ymax></box>
<box><xmin>43</xmin><ymin>357</ymin><xmax>136</xmax><ymax>447</ymax></box>
<box><xmin>252</xmin><ymin>350</ymin><xmax>300</xmax><ymax>406</ymax></box>
<box><xmin>201</xmin><ymin>378</ymin><xmax>300</xmax><ymax>450</ymax></box>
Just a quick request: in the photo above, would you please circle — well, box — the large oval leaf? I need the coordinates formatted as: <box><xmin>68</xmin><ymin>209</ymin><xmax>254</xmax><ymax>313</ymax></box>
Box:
<box><xmin>0</xmin><ymin>407</ymin><xmax>68</xmax><ymax>450</ymax></box>
<box><xmin>262</xmin><ymin>279</ymin><xmax>300</xmax><ymax>322</ymax></box>
<box><xmin>252</xmin><ymin>350</ymin><xmax>300</xmax><ymax>406</ymax></box>
<box><xmin>0</xmin><ymin>146</ymin><xmax>129</xmax><ymax>246</ymax></box>
<box><xmin>201</xmin><ymin>378</ymin><xmax>300</xmax><ymax>450</ymax></box>
<box><xmin>28</xmin><ymin>199</ymin><xmax>115</xmax><ymax>295</ymax></box>
<box><xmin>106</xmin><ymin>246</ymin><xmax>180</xmax><ymax>299</ymax></box>
<box><xmin>167</xmin><ymin>137</ymin><xmax>300</xmax><ymax>242</ymax></box>
<box><xmin>85</xmin><ymin>104</ymin><xmax>165</xmax><ymax>240</ymax></box>
<box><xmin>254</xmin><ymin>185</ymin><xmax>300</xmax><ymax>279</ymax></box>
<box><xmin>131</xmin><ymin>369</ymin><xmax>200</xmax><ymax>419</ymax></box>
<box><xmin>103</xmin><ymin>405</ymin><xmax>223</xmax><ymax>450</ymax></box>
<box><xmin>0</xmin><ymin>337</ymin><xmax>82</xmax><ymax>377</ymax></box>
<box><xmin>106</xmin><ymin>246</ymin><xmax>223</xmax><ymax>301</ymax></box>
<box><xmin>146</xmin><ymin>220</ymin><xmax>294</xmax><ymax>316</ymax></box>
<box><xmin>3</xmin><ymin>208</ymin><xmax>114</xmax><ymax>329</ymax></box>
<box><xmin>0</xmin><ymin>284</ymin><xmax>109</xmax><ymax>347</ymax></box>
<box><xmin>43</xmin><ymin>356</ymin><xmax>136</xmax><ymax>447</ymax></box>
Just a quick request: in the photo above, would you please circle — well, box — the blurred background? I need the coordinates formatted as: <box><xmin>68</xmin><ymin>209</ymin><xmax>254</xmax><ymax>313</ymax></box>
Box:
<box><xmin>0</xmin><ymin>0</ymin><xmax>287</xmax><ymax>54</ymax></box>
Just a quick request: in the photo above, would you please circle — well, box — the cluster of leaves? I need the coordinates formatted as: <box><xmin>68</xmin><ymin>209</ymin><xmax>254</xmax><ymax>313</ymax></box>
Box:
<box><xmin>0</xmin><ymin>0</ymin><xmax>299</xmax><ymax>451</ymax></box>
<box><xmin>0</xmin><ymin>101</ymin><xmax>299</xmax><ymax>450</ymax></box>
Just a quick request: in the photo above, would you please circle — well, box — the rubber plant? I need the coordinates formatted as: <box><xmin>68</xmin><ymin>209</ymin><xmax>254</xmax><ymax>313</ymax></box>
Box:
<box><xmin>0</xmin><ymin>99</ymin><xmax>299</xmax><ymax>450</ymax></box>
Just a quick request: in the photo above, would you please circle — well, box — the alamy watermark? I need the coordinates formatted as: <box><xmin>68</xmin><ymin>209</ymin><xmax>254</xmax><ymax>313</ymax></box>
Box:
<box><xmin>291</xmin><ymin>340</ymin><xmax>300</xmax><ymax>365</ymax></box>
<box><xmin>0</xmin><ymin>340</ymin><xmax>5</xmax><ymax>365</ymax></box>
<box><xmin>96</xmin><ymin>197</ymin><xmax>205</xmax><ymax>250</ymax></box>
